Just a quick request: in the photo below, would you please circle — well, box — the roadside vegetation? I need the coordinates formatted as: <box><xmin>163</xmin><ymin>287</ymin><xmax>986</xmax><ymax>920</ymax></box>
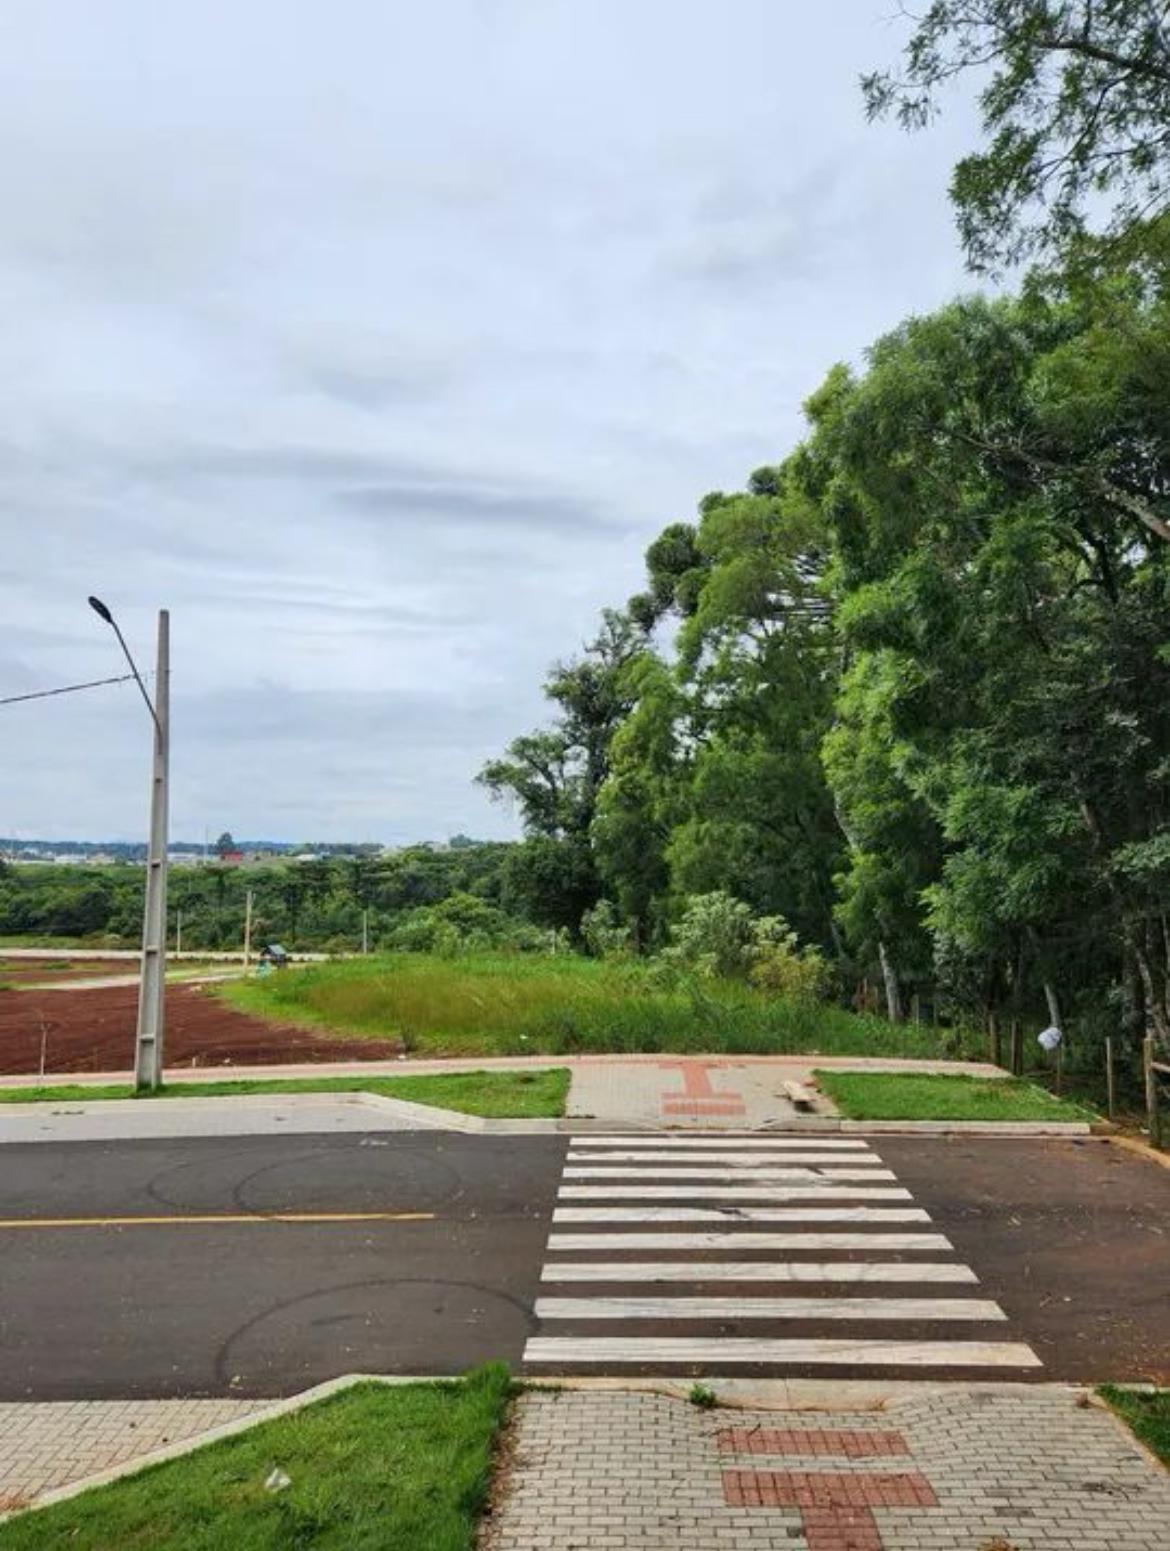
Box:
<box><xmin>7</xmin><ymin>11</ymin><xmax>1170</xmax><ymax>1098</ymax></box>
<box><xmin>0</xmin><ymin>1068</ymin><xmax>569</xmax><ymax>1118</ymax></box>
<box><xmin>0</xmin><ymin>1366</ymin><xmax>513</xmax><ymax>1551</ymax></box>
<box><xmin>1099</xmin><ymin>1388</ymin><xmax>1170</xmax><ymax>1470</ymax></box>
<box><xmin>814</xmin><ymin>1071</ymin><xmax>1096</xmax><ymax>1123</ymax></box>
<box><xmin>223</xmin><ymin>951</ymin><xmax>982</xmax><ymax>1060</ymax></box>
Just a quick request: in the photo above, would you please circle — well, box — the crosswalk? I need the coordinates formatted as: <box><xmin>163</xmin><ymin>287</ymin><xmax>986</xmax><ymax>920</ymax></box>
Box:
<box><xmin>522</xmin><ymin>1134</ymin><xmax>1041</xmax><ymax>1376</ymax></box>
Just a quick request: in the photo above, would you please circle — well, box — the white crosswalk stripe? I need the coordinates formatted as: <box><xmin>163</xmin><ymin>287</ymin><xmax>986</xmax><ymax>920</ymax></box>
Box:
<box><xmin>567</xmin><ymin>1150</ymin><xmax>886</xmax><ymax>1166</ymax></box>
<box><xmin>522</xmin><ymin>1132</ymin><xmax>1042</xmax><ymax>1377</ymax></box>
<box><xmin>540</xmin><ymin>1260</ymin><xmax>980</xmax><ymax>1283</ymax></box>
<box><xmin>571</xmin><ymin>1136</ymin><xmax>872</xmax><ymax>1150</ymax></box>
<box><xmin>563</xmin><ymin>1166</ymin><xmax>896</xmax><ymax>1180</ymax></box>
<box><xmin>534</xmin><ymin>1296</ymin><xmax>1007</xmax><ymax>1321</ymax></box>
<box><xmin>559</xmin><ymin>1185</ymin><xmax>912</xmax><ymax>1201</ymax></box>
<box><xmin>525</xmin><ymin>1337</ymin><xmax>1043</xmax><ymax>1368</ymax></box>
<box><xmin>553</xmin><ymin>1206</ymin><xmax>932</xmax><ymax>1222</ymax></box>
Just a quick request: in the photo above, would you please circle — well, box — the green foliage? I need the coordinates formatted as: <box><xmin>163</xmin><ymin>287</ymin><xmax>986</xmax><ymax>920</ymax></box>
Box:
<box><xmin>863</xmin><ymin>2</ymin><xmax>1170</xmax><ymax>272</ymax></box>
<box><xmin>0</xmin><ymin>844</ymin><xmax>525</xmax><ymax>953</ymax></box>
<box><xmin>1099</xmin><ymin>1387</ymin><xmax>1170</xmax><ymax>1468</ymax></box>
<box><xmin>661</xmin><ymin>892</ymin><xmax>828</xmax><ymax>1002</ymax></box>
<box><xmin>223</xmin><ymin>952</ymin><xmax>972</xmax><ymax>1060</ymax></box>
<box><xmin>579</xmin><ymin>899</ymin><xmax>632</xmax><ymax>959</ymax></box>
<box><xmin>688</xmin><ymin>1384</ymin><xmax>719</xmax><ymax>1409</ymax></box>
<box><xmin>0</xmin><ymin>1367</ymin><xmax>513</xmax><ymax>1551</ymax></box>
<box><xmin>488</xmin><ymin>252</ymin><xmax>1170</xmax><ymax>1070</ymax></box>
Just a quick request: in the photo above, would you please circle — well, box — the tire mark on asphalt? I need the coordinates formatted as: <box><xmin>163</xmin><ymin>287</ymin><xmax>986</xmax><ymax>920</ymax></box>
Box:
<box><xmin>212</xmin><ymin>1275</ymin><xmax>540</xmax><ymax>1388</ymax></box>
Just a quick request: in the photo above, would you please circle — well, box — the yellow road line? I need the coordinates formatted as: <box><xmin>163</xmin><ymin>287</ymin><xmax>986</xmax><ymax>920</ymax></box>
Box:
<box><xmin>0</xmin><ymin>1211</ymin><xmax>436</xmax><ymax>1229</ymax></box>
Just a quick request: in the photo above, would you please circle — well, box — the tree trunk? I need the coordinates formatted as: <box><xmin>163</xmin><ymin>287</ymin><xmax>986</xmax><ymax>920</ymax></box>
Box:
<box><xmin>1042</xmin><ymin>978</ymin><xmax>1062</xmax><ymax>1030</ymax></box>
<box><xmin>988</xmin><ymin>1009</ymin><xmax>1001</xmax><ymax>1069</ymax></box>
<box><xmin>877</xmin><ymin>940</ymin><xmax>904</xmax><ymax>1023</ymax></box>
<box><xmin>1077</xmin><ymin>797</ymin><xmax>1170</xmax><ymax>1042</ymax></box>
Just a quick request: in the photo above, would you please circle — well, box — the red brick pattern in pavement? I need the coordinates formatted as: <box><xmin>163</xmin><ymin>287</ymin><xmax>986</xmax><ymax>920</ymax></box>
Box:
<box><xmin>657</xmin><ymin>1058</ymin><xmax>748</xmax><ymax>1119</ymax></box>
<box><xmin>722</xmin><ymin>1429</ymin><xmax>938</xmax><ymax>1550</ymax></box>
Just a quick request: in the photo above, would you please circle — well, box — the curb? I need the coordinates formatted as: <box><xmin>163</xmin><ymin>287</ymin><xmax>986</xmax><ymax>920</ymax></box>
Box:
<box><xmin>3</xmin><ymin>1374</ymin><xmax>1111</xmax><ymax>1523</ymax></box>
<box><xmin>0</xmin><ymin>1091</ymin><xmax>1092</xmax><ymax>1141</ymax></box>
<box><xmin>1103</xmin><ymin>1132</ymin><xmax>1170</xmax><ymax>1171</ymax></box>
<box><xmin>0</xmin><ymin>1088</ymin><xmax>1096</xmax><ymax>1139</ymax></box>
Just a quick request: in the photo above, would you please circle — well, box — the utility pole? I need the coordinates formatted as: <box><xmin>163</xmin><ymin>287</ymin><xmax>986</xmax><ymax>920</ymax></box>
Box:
<box><xmin>244</xmin><ymin>888</ymin><xmax>254</xmax><ymax>969</ymax></box>
<box><xmin>136</xmin><ymin>611</ymin><xmax>169</xmax><ymax>1090</ymax></box>
<box><xmin>89</xmin><ymin>599</ymin><xmax>169</xmax><ymax>1091</ymax></box>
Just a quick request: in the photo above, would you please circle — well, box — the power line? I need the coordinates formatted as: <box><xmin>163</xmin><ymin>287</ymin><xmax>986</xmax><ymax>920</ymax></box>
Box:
<box><xmin>0</xmin><ymin>672</ymin><xmax>140</xmax><ymax>707</ymax></box>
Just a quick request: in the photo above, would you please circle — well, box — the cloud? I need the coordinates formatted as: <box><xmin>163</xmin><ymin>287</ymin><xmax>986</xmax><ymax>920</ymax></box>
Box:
<box><xmin>0</xmin><ymin>0</ymin><xmax>979</xmax><ymax>842</ymax></box>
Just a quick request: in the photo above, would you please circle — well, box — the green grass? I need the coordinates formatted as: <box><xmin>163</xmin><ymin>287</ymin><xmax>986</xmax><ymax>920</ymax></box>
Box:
<box><xmin>0</xmin><ymin>1068</ymin><xmax>569</xmax><ymax>1118</ymax></box>
<box><xmin>221</xmin><ymin>952</ymin><xmax>980</xmax><ymax>1060</ymax></box>
<box><xmin>1098</xmin><ymin>1387</ymin><xmax>1170</xmax><ymax>1468</ymax></box>
<box><xmin>0</xmin><ymin>1366</ymin><xmax>513</xmax><ymax>1550</ymax></box>
<box><xmin>815</xmin><ymin>1069</ymin><xmax>1096</xmax><ymax>1121</ymax></box>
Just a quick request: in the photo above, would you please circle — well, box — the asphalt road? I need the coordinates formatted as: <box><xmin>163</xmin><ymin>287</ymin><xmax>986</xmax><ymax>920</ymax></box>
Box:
<box><xmin>0</xmin><ymin>1132</ymin><xmax>564</xmax><ymax>1399</ymax></box>
<box><xmin>880</xmin><ymin>1135</ymin><xmax>1170</xmax><ymax>1383</ymax></box>
<box><xmin>0</xmin><ymin>1132</ymin><xmax>1166</xmax><ymax>1397</ymax></box>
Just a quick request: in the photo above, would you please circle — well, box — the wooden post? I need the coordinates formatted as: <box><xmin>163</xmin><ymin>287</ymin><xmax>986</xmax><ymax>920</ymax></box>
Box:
<box><xmin>175</xmin><ymin>909</ymin><xmax>183</xmax><ymax>956</ymax></box>
<box><xmin>1010</xmin><ymin>1019</ymin><xmax>1022</xmax><ymax>1076</ymax></box>
<box><xmin>1105</xmin><ymin>1036</ymin><xmax>1116</xmax><ymax>1122</ymax></box>
<box><xmin>243</xmin><ymin>888</ymin><xmax>254</xmax><ymax>970</ymax></box>
<box><xmin>1145</xmin><ymin>1035</ymin><xmax>1163</xmax><ymax>1149</ymax></box>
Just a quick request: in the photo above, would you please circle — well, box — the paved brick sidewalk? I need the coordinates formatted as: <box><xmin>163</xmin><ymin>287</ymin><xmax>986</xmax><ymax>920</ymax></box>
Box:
<box><xmin>567</xmin><ymin>1059</ymin><xmax>824</xmax><ymax>1128</ymax></box>
<box><xmin>484</xmin><ymin>1387</ymin><xmax>1170</xmax><ymax>1549</ymax></box>
<box><xmin>0</xmin><ymin>1399</ymin><xmax>264</xmax><ymax>1511</ymax></box>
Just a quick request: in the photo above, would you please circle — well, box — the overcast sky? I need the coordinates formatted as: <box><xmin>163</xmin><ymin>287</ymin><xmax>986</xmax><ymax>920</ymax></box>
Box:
<box><xmin>0</xmin><ymin>1</ymin><xmax>980</xmax><ymax>845</ymax></box>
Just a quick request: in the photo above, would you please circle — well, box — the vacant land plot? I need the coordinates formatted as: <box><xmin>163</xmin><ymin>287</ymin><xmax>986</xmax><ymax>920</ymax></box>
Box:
<box><xmin>223</xmin><ymin>952</ymin><xmax>978</xmax><ymax>1061</ymax></box>
<box><xmin>0</xmin><ymin>981</ymin><xmax>402</xmax><ymax>1074</ymax></box>
<box><xmin>0</xmin><ymin>1368</ymin><xmax>512</xmax><ymax>1551</ymax></box>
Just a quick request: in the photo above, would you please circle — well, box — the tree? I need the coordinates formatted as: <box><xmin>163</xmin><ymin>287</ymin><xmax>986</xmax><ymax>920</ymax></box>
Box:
<box><xmin>806</xmin><ymin>285</ymin><xmax>1170</xmax><ymax>1044</ymax></box>
<box><xmin>638</xmin><ymin>463</ymin><xmax>843</xmax><ymax>954</ymax></box>
<box><xmin>479</xmin><ymin>610</ymin><xmax>642</xmax><ymax>936</ymax></box>
<box><xmin>214</xmin><ymin>831</ymin><xmax>236</xmax><ymax>859</ymax></box>
<box><xmin>863</xmin><ymin>2</ymin><xmax>1170</xmax><ymax>271</ymax></box>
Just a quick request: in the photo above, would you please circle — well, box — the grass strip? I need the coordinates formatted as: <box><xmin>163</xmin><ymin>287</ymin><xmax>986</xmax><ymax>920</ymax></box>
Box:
<box><xmin>814</xmin><ymin>1069</ymin><xmax>1096</xmax><ymax>1122</ymax></box>
<box><xmin>1098</xmin><ymin>1387</ymin><xmax>1170</xmax><ymax>1468</ymax></box>
<box><xmin>0</xmin><ymin>1068</ymin><xmax>569</xmax><ymax>1119</ymax></box>
<box><xmin>0</xmin><ymin>1366</ymin><xmax>513</xmax><ymax>1551</ymax></box>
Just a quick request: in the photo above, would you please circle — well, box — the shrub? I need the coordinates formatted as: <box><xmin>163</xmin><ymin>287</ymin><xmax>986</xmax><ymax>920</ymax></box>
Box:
<box><xmin>663</xmin><ymin>892</ymin><xmax>828</xmax><ymax>998</ymax></box>
<box><xmin>580</xmin><ymin>900</ymin><xmax>632</xmax><ymax>959</ymax></box>
<box><xmin>663</xmin><ymin>891</ymin><xmax>756</xmax><ymax>979</ymax></box>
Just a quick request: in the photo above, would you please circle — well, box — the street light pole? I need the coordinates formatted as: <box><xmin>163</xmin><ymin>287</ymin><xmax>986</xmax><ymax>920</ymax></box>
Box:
<box><xmin>89</xmin><ymin>599</ymin><xmax>169</xmax><ymax>1090</ymax></box>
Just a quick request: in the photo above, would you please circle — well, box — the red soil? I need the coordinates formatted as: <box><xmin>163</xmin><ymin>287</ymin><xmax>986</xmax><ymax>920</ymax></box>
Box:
<box><xmin>0</xmin><ymin>981</ymin><xmax>402</xmax><ymax>1074</ymax></box>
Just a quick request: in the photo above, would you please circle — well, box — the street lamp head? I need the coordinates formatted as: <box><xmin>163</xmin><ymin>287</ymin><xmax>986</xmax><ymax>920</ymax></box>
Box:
<box><xmin>88</xmin><ymin>595</ymin><xmax>114</xmax><ymax>625</ymax></box>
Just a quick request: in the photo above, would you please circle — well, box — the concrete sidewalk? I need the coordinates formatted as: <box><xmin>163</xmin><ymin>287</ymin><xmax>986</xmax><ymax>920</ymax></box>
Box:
<box><xmin>0</xmin><ymin>1053</ymin><xmax>1009</xmax><ymax>1089</ymax></box>
<box><xmin>486</xmin><ymin>1385</ymin><xmax>1170</xmax><ymax>1550</ymax></box>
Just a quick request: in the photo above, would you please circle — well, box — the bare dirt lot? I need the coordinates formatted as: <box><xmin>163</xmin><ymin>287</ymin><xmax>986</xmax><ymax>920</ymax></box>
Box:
<box><xmin>0</xmin><ymin>979</ymin><xmax>401</xmax><ymax>1073</ymax></box>
<box><xmin>0</xmin><ymin>959</ymin><xmax>132</xmax><ymax>987</ymax></box>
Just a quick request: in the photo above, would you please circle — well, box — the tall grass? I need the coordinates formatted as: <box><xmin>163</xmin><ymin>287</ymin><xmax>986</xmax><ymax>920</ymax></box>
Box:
<box><xmin>223</xmin><ymin>952</ymin><xmax>981</xmax><ymax>1060</ymax></box>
